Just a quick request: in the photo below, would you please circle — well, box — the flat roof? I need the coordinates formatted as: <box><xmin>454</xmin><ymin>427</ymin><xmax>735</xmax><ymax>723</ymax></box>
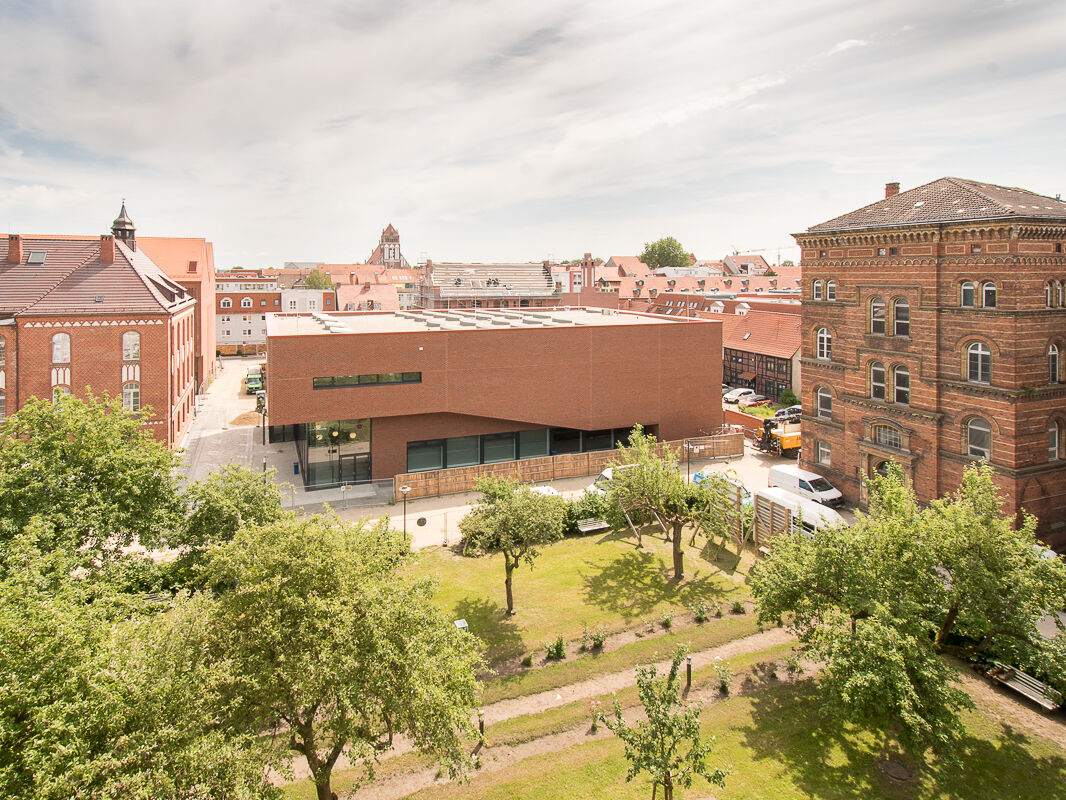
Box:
<box><xmin>267</xmin><ymin>307</ymin><xmax>708</xmax><ymax>336</ymax></box>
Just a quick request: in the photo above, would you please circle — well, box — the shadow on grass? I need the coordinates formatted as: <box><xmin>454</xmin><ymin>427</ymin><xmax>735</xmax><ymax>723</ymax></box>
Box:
<box><xmin>581</xmin><ymin>549</ymin><xmax>733</xmax><ymax>619</ymax></box>
<box><xmin>698</xmin><ymin>537</ymin><xmax>742</xmax><ymax>575</ymax></box>
<box><xmin>736</xmin><ymin>680</ymin><xmax>1066</xmax><ymax>799</ymax></box>
<box><xmin>453</xmin><ymin>595</ymin><xmax>526</xmax><ymax>665</ymax></box>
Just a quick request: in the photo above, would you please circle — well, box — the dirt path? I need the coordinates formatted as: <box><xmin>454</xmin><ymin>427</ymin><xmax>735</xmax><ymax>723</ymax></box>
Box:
<box><xmin>282</xmin><ymin>627</ymin><xmax>792</xmax><ymax>785</ymax></box>
<box><xmin>955</xmin><ymin>666</ymin><xmax>1066</xmax><ymax>749</ymax></box>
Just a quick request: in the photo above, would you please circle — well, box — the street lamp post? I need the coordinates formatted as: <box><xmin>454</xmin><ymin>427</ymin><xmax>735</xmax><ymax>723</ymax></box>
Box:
<box><xmin>686</xmin><ymin>442</ymin><xmax>692</xmax><ymax>481</ymax></box>
<box><xmin>399</xmin><ymin>485</ymin><xmax>411</xmax><ymax>536</ymax></box>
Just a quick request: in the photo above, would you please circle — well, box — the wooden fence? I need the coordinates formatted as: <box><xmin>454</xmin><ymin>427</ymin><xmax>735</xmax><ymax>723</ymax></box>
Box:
<box><xmin>393</xmin><ymin>432</ymin><xmax>745</xmax><ymax>501</ymax></box>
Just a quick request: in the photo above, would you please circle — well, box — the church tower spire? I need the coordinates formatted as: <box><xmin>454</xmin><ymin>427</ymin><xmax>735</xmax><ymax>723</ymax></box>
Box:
<box><xmin>111</xmin><ymin>201</ymin><xmax>137</xmax><ymax>251</ymax></box>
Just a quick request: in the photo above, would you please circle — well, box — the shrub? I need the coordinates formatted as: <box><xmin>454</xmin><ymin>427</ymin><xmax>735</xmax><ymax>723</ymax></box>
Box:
<box><xmin>690</xmin><ymin>600</ymin><xmax>709</xmax><ymax>624</ymax></box>
<box><xmin>778</xmin><ymin>387</ymin><xmax>799</xmax><ymax>407</ymax></box>
<box><xmin>713</xmin><ymin>660</ymin><xmax>733</xmax><ymax>694</ymax></box>
<box><xmin>714</xmin><ymin>603</ymin><xmax>724</xmax><ymax>618</ymax></box>
<box><xmin>521</xmin><ymin>653</ymin><xmax>534</xmax><ymax>668</ymax></box>
<box><xmin>590</xmin><ymin>627</ymin><xmax>607</xmax><ymax>650</ymax></box>
<box><xmin>785</xmin><ymin>654</ymin><xmax>801</xmax><ymax>679</ymax></box>
<box><xmin>659</xmin><ymin>610</ymin><xmax>674</xmax><ymax>629</ymax></box>
<box><xmin>563</xmin><ymin>491</ymin><xmax>610</xmax><ymax>536</ymax></box>
<box><xmin>730</xmin><ymin>599</ymin><xmax>746</xmax><ymax>615</ymax></box>
<box><xmin>544</xmin><ymin>635</ymin><xmax>566</xmax><ymax>661</ymax></box>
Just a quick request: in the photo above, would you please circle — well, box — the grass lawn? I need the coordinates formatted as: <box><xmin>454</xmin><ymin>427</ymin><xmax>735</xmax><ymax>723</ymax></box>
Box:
<box><xmin>403</xmin><ymin>680</ymin><xmax>1066</xmax><ymax>800</ymax></box>
<box><xmin>407</xmin><ymin>530</ymin><xmax>751</xmax><ymax>665</ymax></box>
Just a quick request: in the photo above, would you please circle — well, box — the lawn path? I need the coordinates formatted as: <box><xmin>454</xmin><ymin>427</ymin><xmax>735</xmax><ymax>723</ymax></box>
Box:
<box><xmin>283</xmin><ymin>627</ymin><xmax>792</xmax><ymax>786</ymax></box>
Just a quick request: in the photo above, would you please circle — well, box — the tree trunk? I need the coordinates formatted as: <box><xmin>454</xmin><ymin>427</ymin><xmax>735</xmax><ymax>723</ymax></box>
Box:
<box><xmin>663</xmin><ymin>770</ymin><xmax>673</xmax><ymax>800</ymax></box>
<box><xmin>505</xmin><ymin>557</ymin><xmax>515</xmax><ymax>614</ymax></box>
<box><xmin>671</xmin><ymin>522</ymin><xmax>685</xmax><ymax>581</ymax></box>
<box><xmin>935</xmin><ymin>602</ymin><xmax>959</xmax><ymax>648</ymax></box>
<box><xmin>315</xmin><ymin>775</ymin><xmax>333</xmax><ymax>800</ymax></box>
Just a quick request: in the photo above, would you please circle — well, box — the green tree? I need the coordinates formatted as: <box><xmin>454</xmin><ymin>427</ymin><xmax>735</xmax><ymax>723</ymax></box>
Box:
<box><xmin>459</xmin><ymin>476</ymin><xmax>567</xmax><ymax>614</ymax></box>
<box><xmin>0</xmin><ymin>394</ymin><xmax>183</xmax><ymax>563</ymax></box>
<box><xmin>777</xmin><ymin>387</ymin><xmax>799</xmax><ymax>407</ymax></box>
<box><xmin>170</xmin><ymin>464</ymin><xmax>289</xmax><ymax>585</ymax></box>
<box><xmin>204</xmin><ymin>515</ymin><xmax>482</xmax><ymax>800</ymax></box>
<box><xmin>0</xmin><ymin>533</ymin><xmax>274</xmax><ymax>800</ymax></box>
<box><xmin>602</xmin><ymin>646</ymin><xmax>726</xmax><ymax>800</ymax></box>
<box><xmin>781</xmin><ymin>259</ymin><xmax>795</xmax><ymax>266</ymax></box>
<box><xmin>608</xmin><ymin>427</ymin><xmax>740</xmax><ymax>580</ymax></box>
<box><xmin>750</xmin><ymin>463</ymin><xmax>1066</xmax><ymax>759</ymax></box>
<box><xmin>639</xmin><ymin>237</ymin><xmax>691</xmax><ymax>271</ymax></box>
<box><xmin>302</xmin><ymin>269</ymin><xmax>335</xmax><ymax>289</ymax></box>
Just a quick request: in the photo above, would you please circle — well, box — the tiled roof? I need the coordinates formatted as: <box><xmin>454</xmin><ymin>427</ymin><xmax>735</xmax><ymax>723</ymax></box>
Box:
<box><xmin>721</xmin><ymin>311</ymin><xmax>801</xmax><ymax>359</ymax></box>
<box><xmin>1</xmin><ymin>237</ymin><xmax>193</xmax><ymax>316</ymax></box>
<box><xmin>426</xmin><ymin>263</ymin><xmax>554</xmax><ymax>297</ymax></box>
<box><xmin>138</xmin><ymin>236</ymin><xmax>215</xmax><ymax>280</ymax></box>
<box><xmin>807</xmin><ymin>177</ymin><xmax>1066</xmax><ymax>233</ymax></box>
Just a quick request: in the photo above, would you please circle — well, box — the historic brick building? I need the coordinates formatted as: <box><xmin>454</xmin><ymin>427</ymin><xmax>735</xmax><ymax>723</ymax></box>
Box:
<box><xmin>1</xmin><ymin>207</ymin><xmax>198</xmax><ymax>446</ymax></box>
<box><xmin>797</xmin><ymin>177</ymin><xmax>1066</xmax><ymax>548</ymax></box>
<box><xmin>265</xmin><ymin>308</ymin><xmax>722</xmax><ymax>488</ymax></box>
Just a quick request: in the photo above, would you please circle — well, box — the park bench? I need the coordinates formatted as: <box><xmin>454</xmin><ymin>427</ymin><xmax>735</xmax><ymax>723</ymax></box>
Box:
<box><xmin>987</xmin><ymin>661</ymin><xmax>1060</xmax><ymax>712</ymax></box>
<box><xmin>576</xmin><ymin>518</ymin><xmax>611</xmax><ymax>534</ymax></box>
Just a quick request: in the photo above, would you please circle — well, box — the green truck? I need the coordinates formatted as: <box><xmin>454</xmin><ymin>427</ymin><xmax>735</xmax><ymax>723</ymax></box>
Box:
<box><xmin>245</xmin><ymin>364</ymin><xmax>264</xmax><ymax>394</ymax></box>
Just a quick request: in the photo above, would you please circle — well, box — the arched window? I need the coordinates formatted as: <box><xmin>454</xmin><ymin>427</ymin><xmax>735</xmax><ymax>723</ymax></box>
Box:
<box><xmin>967</xmin><ymin>417</ymin><xmax>991</xmax><ymax>459</ymax></box>
<box><xmin>51</xmin><ymin>333</ymin><xmax>70</xmax><ymax>364</ymax></box>
<box><xmin>122</xmin><ymin>382</ymin><xmax>140</xmax><ymax>412</ymax></box>
<box><xmin>122</xmin><ymin>331</ymin><xmax>140</xmax><ymax>362</ymax></box>
<box><xmin>815</xmin><ymin>387</ymin><xmax>832</xmax><ymax>419</ymax></box>
<box><xmin>52</xmin><ymin>386</ymin><xmax>70</xmax><ymax>402</ymax></box>
<box><xmin>826</xmin><ymin>280</ymin><xmax>837</xmax><ymax>301</ymax></box>
<box><xmin>874</xmin><ymin>425</ymin><xmax>902</xmax><ymax>450</ymax></box>
<box><xmin>967</xmin><ymin>342</ymin><xmax>991</xmax><ymax>383</ymax></box>
<box><xmin>816</xmin><ymin>327</ymin><xmax>832</xmax><ymax>360</ymax></box>
<box><xmin>0</xmin><ymin>390</ymin><xmax>5</xmax><ymax>422</ymax></box>
<box><xmin>960</xmin><ymin>281</ymin><xmax>975</xmax><ymax>307</ymax></box>
<box><xmin>220</xmin><ymin>298</ymin><xmax>232</xmax><ymax>309</ymax></box>
<box><xmin>0</xmin><ymin>337</ymin><xmax>5</xmax><ymax>366</ymax></box>
<box><xmin>1049</xmin><ymin>421</ymin><xmax>1060</xmax><ymax>461</ymax></box>
<box><xmin>982</xmin><ymin>281</ymin><xmax>997</xmax><ymax>308</ymax></box>
<box><xmin>894</xmin><ymin>365</ymin><xmax>910</xmax><ymax>405</ymax></box>
<box><xmin>1059</xmin><ymin>281</ymin><xmax>1064</xmax><ymax>307</ymax></box>
<box><xmin>1050</xmin><ymin>344</ymin><xmax>1060</xmax><ymax>384</ymax></box>
<box><xmin>870</xmin><ymin>297</ymin><xmax>886</xmax><ymax>335</ymax></box>
<box><xmin>812</xmin><ymin>280</ymin><xmax>823</xmax><ymax>300</ymax></box>
<box><xmin>1047</xmin><ymin>281</ymin><xmax>1056</xmax><ymax>308</ymax></box>
<box><xmin>240</xmin><ymin>297</ymin><xmax>253</xmax><ymax>309</ymax></box>
<box><xmin>893</xmin><ymin>299</ymin><xmax>910</xmax><ymax>337</ymax></box>
<box><xmin>870</xmin><ymin>362</ymin><xmax>886</xmax><ymax>401</ymax></box>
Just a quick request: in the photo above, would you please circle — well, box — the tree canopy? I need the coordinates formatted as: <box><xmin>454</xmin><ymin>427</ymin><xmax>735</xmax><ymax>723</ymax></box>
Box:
<box><xmin>606</xmin><ymin>427</ymin><xmax>741</xmax><ymax>580</ymax></box>
<box><xmin>750</xmin><ymin>463</ymin><xmax>1066</xmax><ymax>759</ymax></box>
<box><xmin>459</xmin><ymin>476</ymin><xmax>567</xmax><ymax>614</ymax></box>
<box><xmin>301</xmin><ymin>269</ymin><xmax>335</xmax><ymax>289</ymax></box>
<box><xmin>0</xmin><ymin>394</ymin><xmax>184</xmax><ymax>562</ymax></box>
<box><xmin>639</xmin><ymin>237</ymin><xmax>692</xmax><ymax>270</ymax></box>
<box><xmin>204</xmin><ymin>515</ymin><xmax>483</xmax><ymax>800</ymax></box>
<box><xmin>602</xmin><ymin>646</ymin><xmax>726</xmax><ymax>800</ymax></box>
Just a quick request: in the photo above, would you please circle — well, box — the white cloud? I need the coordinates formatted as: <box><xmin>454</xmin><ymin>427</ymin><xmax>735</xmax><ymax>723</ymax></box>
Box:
<box><xmin>827</xmin><ymin>38</ymin><xmax>870</xmax><ymax>56</ymax></box>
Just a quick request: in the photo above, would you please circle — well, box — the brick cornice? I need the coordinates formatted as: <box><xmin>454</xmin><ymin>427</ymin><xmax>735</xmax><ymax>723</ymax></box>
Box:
<box><xmin>841</xmin><ymin>394</ymin><xmax>942</xmax><ymax>422</ymax></box>
<box><xmin>799</xmin><ymin>357</ymin><xmax>846</xmax><ymax>372</ymax></box>
<box><xmin>935</xmin><ymin>450</ymin><xmax>1066</xmax><ymax>480</ymax></box>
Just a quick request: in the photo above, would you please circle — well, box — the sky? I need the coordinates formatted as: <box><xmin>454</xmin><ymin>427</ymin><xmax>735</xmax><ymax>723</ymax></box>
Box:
<box><xmin>0</xmin><ymin>0</ymin><xmax>1064</xmax><ymax>269</ymax></box>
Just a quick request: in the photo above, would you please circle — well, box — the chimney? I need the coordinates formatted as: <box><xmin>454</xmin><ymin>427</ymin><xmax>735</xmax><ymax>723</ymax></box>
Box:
<box><xmin>7</xmin><ymin>234</ymin><xmax>21</xmax><ymax>263</ymax></box>
<box><xmin>100</xmin><ymin>234</ymin><xmax>115</xmax><ymax>264</ymax></box>
<box><xmin>885</xmin><ymin>181</ymin><xmax>900</xmax><ymax>198</ymax></box>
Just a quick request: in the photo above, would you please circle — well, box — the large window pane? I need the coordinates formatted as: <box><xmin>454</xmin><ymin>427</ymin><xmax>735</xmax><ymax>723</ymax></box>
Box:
<box><xmin>583</xmin><ymin>429</ymin><xmax>613</xmax><ymax>451</ymax></box>
<box><xmin>550</xmin><ymin>428</ymin><xmax>581</xmax><ymax>454</ymax></box>
<box><xmin>407</xmin><ymin>440</ymin><xmax>444</xmax><ymax>472</ymax></box>
<box><xmin>447</xmin><ymin>435</ymin><xmax>480</xmax><ymax>467</ymax></box>
<box><xmin>482</xmin><ymin>433</ymin><xmax>516</xmax><ymax>463</ymax></box>
<box><xmin>518</xmin><ymin>429</ymin><xmax>548</xmax><ymax>458</ymax></box>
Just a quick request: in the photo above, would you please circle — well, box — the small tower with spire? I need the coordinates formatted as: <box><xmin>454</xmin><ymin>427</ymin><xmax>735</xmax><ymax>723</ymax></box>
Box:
<box><xmin>111</xmin><ymin>201</ymin><xmax>136</xmax><ymax>251</ymax></box>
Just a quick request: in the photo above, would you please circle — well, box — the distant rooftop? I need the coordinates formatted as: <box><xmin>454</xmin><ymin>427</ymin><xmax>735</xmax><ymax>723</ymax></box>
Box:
<box><xmin>268</xmin><ymin>307</ymin><xmax>702</xmax><ymax>337</ymax></box>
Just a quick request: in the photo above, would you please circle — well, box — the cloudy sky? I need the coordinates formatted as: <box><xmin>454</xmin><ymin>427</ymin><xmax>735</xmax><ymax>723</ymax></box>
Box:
<box><xmin>1</xmin><ymin>0</ymin><xmax>1063</xmax><ymax>268</ymax></box>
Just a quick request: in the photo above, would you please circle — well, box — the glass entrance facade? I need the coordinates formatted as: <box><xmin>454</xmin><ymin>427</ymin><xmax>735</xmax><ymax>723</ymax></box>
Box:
<box><xmin>272</xmin><ymin>418</ymin><xmax>371</xmax><ymax>489</ymax></box>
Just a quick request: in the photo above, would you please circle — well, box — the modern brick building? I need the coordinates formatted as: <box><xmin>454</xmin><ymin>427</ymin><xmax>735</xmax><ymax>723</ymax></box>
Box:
<box><xmin>1</xmin><ymin>208</ymin><xmax>198</xmax><ymax>445</ymax></box>
<box><xmin>265</xmin><ymin>308</ymin><xmax>722</xmax><ymax>488</ymax></box>
<box><xmin>797</xmin><ymin>177</ymin><xmax>1066</xmax><ymax>548</ymax></box>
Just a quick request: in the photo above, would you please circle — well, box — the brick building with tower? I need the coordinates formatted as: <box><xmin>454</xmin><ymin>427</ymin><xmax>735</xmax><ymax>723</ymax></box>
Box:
<box><xmin>0</xmin><ymin>205</ymin><xmax>198</xmax><ymax>445</ymax></box>
<box><xmin>797</xmin><ymin>177</ymin><xmax>1066</xmax><ymax>548</ymax></box>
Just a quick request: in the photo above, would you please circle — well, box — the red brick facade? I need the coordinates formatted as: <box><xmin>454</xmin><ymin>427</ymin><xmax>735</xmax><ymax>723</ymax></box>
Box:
<box><xmin>796</xmin><ymin>179</ymin><xmax>1066</xmax><ymax>549</ymax></box>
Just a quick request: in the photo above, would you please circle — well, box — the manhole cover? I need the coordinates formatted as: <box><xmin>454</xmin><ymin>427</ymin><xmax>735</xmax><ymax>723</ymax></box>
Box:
<box><xmin>882</xmin><ymin>760</ymin><xmax>909</xmax><ymax>782</ymax></box>
<box><xmin>416</xmin><ymin>517</ymin><xmax>427</xmax><ymax>527</ymax></box>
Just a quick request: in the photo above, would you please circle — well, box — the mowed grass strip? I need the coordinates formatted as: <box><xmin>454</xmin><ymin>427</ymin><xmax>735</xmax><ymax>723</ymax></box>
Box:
<box><xmin>407</xmin><ymin>531</ymin><xmax>751</xmax><ymax>665</ymax></box>
<box><xmin>403</xmin><ymin>681</ymin><xmax>1066</xmax><ymax>800</ymax></box>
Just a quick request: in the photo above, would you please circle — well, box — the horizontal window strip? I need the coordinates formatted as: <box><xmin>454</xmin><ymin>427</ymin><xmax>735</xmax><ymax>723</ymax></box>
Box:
<box><xmin>313</xmin><ymin>372</ymin><xmax>421</xmax><ymax>389</ymax></box>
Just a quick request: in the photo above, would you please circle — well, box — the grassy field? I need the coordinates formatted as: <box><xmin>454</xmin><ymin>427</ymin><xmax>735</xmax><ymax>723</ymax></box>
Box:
<box><xmin>407</xmin><ymin>530</ymin><xmax>751</xmax><ymax>665</ymax></box>
<box><xmin>404</xmin><ymin>680</ymin><xmax>1066</xmax><ymax>800</ymax></box>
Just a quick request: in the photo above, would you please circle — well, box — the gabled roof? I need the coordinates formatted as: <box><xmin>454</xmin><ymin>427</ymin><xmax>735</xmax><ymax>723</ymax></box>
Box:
<box><xmin>138</xmin><ymin>236</ymin><xmax>215</xmax><ymax>280</ymax></box>
<box><xmin>0</xmin><ymin>236</ymin><xmax>194</xmax><ymax>316</ymax></box>
<box><xmin>721</xmin><ymin>310</ymin><xmax>801</xmax><ymax>359</ymax></box>
<box><xmin>806</xmin><ymin>177</ymin><xmax>1066</xmax><ymax>233</ymax></box>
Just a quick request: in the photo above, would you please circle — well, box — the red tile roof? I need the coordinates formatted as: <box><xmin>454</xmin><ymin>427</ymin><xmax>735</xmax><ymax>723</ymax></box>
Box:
<box><xmin>1</xmin><ymin>237</ymin><xmax>193</xmax><ymax>316</ymax></box>
<box><xmin>720</xmin><ymin>311</ymin><xmax>801</xmax><ymax>359</ymax></box>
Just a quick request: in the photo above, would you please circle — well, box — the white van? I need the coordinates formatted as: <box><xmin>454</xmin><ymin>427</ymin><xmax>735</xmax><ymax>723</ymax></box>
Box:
<box><xmin>767</xmin><ymin>464</ymin><xmax>844</xmax><ymax>507</ymax></box>
<box><xmin>586</xmin><ymin>465</ymin><xmax>636</xmax><ymax>497</ymax></box>
<box><xmin>752</xmin><ymin>486</ymin><xmax>846</xmax><ymax>549</ymax></box>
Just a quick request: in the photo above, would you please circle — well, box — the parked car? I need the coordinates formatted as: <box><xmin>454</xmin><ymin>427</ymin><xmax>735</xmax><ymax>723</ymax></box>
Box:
<box><xmin>752</xmin><ymin>487</ymin><xmax>846</xmax><ymax>541</ymax></box>
<box><xmin>529</xmin><ymin>485</ymin><xmax>560</xmax><ymax>497</ymax></box>
<box><xmin>585</xmin><ymin>464</ymin><xmax>638</xmax><ymax>497</ymax></box>
<box><xmin>767</xmin><ymin>464</ymin><xmax>844</xmax><ymax>507</ymax></box>
<box><xmin>693</xmin><ymin>470</ymin><xmax>752</xmax><ymax>506</ymax></box>
<box><xmin>738</xmin><ymin>394</ymin><xmax>769</xmax><ymax>408</ymax></box>
<box><xmin>722</xmin><ymin>384</ymin><xmax>733</xmax><ymax>395</ymax></box>
<box><xmin>775</xmin><ymin>404</ymin><xmax>802</xmax><ymax>418</ymax></box>
<box><xmin>723</xmin><ymin>388</ymin><xmax>755</xmax><ymax>404</ymax></box>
